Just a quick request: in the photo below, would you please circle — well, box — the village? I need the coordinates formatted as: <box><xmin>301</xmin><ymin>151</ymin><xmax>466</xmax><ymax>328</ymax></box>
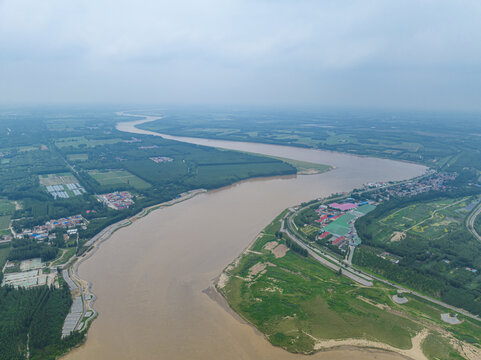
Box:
<box><xmin>304</xmin><ymin>171</ymin><xmax>459</xmax><ymax>256</ymax></box>
<box><xmin>13</xmin><ymin>214</ymin><xmax>87</xmax><ymax>241</ymax></box>
<box><xmin>313</xmin><ymin>200</ymin><xmax>376</xmax><ymax>252</ymax></box>
<box><xmin>362</xmin><ymin>170</ymin><xmax>458</xmax><ymax>200</ymax></box>
<box><xmin>0</xmin><ymin>191</ymin><xmax>135</xmax><ymax>292</ymax></box>
<box><xmin>96</xmin><ymin>191</ymin><xmax>135</xmax><ymax>210</ymax></box>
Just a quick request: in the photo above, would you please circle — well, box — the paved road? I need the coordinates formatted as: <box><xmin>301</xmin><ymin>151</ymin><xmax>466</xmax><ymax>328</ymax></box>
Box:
<box><xmin>466</xmin><ymin>200</ymin><xmax>481</xmax><ymax>243</ymax></box>
<box><xmin>284</xmin><ymin>205</ymin><xmax>481</xmax><ymax>323</ymax></box>
<box><xmin>347</xmin><ymin>245</ymin><xmax>355</xmax><ymax>265</ymax></box>
<box><xmin>281</xmin><ymin>214</ymin><xmax>373</xmax><ymax>286</ymax></box>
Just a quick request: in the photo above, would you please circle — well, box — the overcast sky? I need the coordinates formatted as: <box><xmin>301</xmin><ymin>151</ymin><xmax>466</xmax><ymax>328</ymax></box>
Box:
<box><xmin>1</xmin><ymin>0</ymin><xmax>481</xmax><ymax>110</ymax></box>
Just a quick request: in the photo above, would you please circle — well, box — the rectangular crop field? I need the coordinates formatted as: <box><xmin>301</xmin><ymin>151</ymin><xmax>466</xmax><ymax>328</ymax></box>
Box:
<box><xmin>55</xmin><ymin>136</ymin><xmax>123</xmax><ymax>148</ymax></box>
<box><xmin>39</xmin><ymin>172</ymin><xmax>78</xmax><ymax>186</ymax></box>
<box><xmin>0</xmin><ymin>245</ymin><xmax>10</xmax><ymax>269</ymax></box>
<box><xmin>38</xmin><ymin>173</ymin><xmax>86</xmax><ymax>198</ymax></box>
<box><xmin>88</xmin><ymin>169</ymin><xmax>151</xmax><ymax>190</ymax></box>
<box><xmin>371</xmin><ymin>196</ymin><xmax>477</xmax><ymax>243</ymax></box>
<box><xmin>0</xmin><ymin>199</ymin><xmax>15</xmax><ymax>234</ymax></box>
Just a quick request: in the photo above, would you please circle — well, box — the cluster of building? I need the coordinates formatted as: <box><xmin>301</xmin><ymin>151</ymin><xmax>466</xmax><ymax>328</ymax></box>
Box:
<box><xmin>315</xmin><ymin>200</ymin><xmax>376</xmax><ymax>251</ymax></box>
<box><xmin>150</xmin><ymin>156</ymin><xmax>173</xmax><ymax>163</ymax></box>
<box><xmin>96</xmin><ymin>191</ymin><xmax>134</xmax><ymax>210</ymax></box>
<box><xmin>365</xmin><ymin>171</ymin><xmax>457</xmax><ymax>201</ymax></box>
<box><xmin>377</xmin><ymin>251</ymin><xmax>401</xmax><ymax>264</ymax></box>
<box><xmin>46</xmin><ymin>183</ymin><xmax>87</xmax><ymax>199</ymax></box>
<box><xmin>1</xmin><ymin>258</ymin><xmax>55</xmax><ymax>288</ymax></box>
<box><xmin>15</xmin><ymin>215</ymin><xmax>87</xmax><ymax>241</ymax></box>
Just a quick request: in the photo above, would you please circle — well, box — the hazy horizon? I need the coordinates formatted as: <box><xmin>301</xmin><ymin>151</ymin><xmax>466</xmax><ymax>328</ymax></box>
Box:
<box><xmin>1</xmin><ymin>1</ymin><xmax>481</xmax><ymax>111</ymax></box>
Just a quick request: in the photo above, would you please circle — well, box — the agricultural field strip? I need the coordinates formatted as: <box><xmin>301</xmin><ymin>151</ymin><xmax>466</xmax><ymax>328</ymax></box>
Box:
<box><xmin>402</xmin><ymin>198</ymin><xmax>466</xmax><ymax>233</ymax></box>
<box><xmin>286</xmin><ymin>202</ymin><xmax>481</xmax><ymax>323</ymax></box>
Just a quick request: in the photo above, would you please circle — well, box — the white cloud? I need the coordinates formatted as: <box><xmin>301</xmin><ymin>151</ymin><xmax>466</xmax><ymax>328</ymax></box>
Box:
<box><xmin>0</xmin><ymin>0</ymin><xmax>480</xmax><ymax>109</ymax></box>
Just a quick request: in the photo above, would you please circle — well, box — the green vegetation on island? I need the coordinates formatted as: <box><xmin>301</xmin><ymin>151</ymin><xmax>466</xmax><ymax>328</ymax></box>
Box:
<box><xmin>219</xmin><ymin>201</ymin><xmax>481</xmax><ymax>358</ymax></box>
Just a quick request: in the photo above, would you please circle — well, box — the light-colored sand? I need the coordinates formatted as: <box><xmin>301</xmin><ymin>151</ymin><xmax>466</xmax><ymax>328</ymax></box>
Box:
<box><xmin>441</xmin><ymin>313</ymin><xmax>462</xmax><ymax>324</ymax></box>
<box><xmin>393</xmin><ymin>295</ymin><xmax>409</xmax><ymax>304</ymax></box>
<box><xmin>264</xmin><ymin>241</ymin><xmax>278</xmax><ymax>251</ymax></box>
<box><xmin>391</xmin><ymin>231</ymin><xmax>406</xmax><ymax>242</ymax></box>
<box><xmin>312</xmin><ymin>329</ymin><xmax>429</xmax><ymax>360</ymax></box>
<box><xmin>217</xmin><ymin>273</ymin><xmax>230</xmax><ymax>289</ymax></box>
<box><xmin>272</xmin><ymin>244</ymin><xmax>289</xmax><ymax>258</ymax></box>
<box><xmin>248</xmin><ymin>262</ymin><xmax>267</xmax><ymax>279</ymax></box>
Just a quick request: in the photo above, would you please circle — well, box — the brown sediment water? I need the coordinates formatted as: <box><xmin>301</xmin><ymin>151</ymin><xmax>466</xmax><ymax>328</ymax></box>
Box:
<box><xmin>63</xmin><ymin>119</ymin><xmax>426</xmax><ymax>360</ymax></box>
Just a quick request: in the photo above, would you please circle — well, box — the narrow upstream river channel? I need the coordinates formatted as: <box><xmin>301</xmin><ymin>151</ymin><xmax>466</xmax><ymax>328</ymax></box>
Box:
<box><xmin>63</xmin><ymin>116</ymin><xmax>426</xmax><ymax>360</ymax></box>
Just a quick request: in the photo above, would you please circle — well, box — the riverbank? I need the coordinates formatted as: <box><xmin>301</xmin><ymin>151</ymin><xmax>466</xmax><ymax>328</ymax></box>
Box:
<box><xmin>217</xmin><ymin>203</ymin><xmax>481</xmax><ymax>360</ymax></box>
<box><xmin>61</xmin><ymin>189</ymin><xmax>207</xmax><ymax>339</ymax></box>
<box><xmin>63</xmin><ymin>115</ymin><xmax>426</xmax><ymax>360</ymax></box>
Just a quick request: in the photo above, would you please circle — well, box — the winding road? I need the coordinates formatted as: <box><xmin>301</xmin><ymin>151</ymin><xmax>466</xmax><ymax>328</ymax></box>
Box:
<box><xmin>283</xmin><ymin>202</ymin><xmax>481</xmax><ymax>323</ymax></box>
<box><xmin>466</xmin><ymin>200</ymin><xmax>481</xmax><ymax>243</ymax></box>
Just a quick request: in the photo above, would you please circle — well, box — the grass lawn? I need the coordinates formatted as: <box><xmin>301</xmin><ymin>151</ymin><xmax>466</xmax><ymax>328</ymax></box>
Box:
<box><xmin>88</xmin><ymin>169</ymin><xmax>151</xmax><ymax>190</ymax></box>
<box><xmin>38</xmin><ymin>172</ymin><xmax>78</xmax><ymax>186</ymax></box>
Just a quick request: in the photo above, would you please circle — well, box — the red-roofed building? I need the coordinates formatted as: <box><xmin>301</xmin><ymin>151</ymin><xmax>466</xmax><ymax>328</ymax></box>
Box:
<box><xmin>332</xmin><ymin>236</ymin><xmax>345</xmax><ymax>245</ymax></box>
<box><xmin>319</xmin><ymin>232</ymin><xmax>330</xmax><ymax>239</ymax></box>
<box><xmin>317</xmin><ymin>214</ymin><xmax>328</xmax><ymax>222</ymax></box>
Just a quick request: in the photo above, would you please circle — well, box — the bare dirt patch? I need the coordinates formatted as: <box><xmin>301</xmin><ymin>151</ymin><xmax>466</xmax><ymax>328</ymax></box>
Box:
<box><xmin>264</xmin><ymin>241</ymin><xmax>278</xmax><ymax>251</ymax></box>
<box><xmin>272</xmin><ymin>244</ymin><xmax>289</xmax><ymax>258</ymax></box>
<box><xmin>441</xmin><ymin>313</ymin><xmax>462</xmax><ymax>325</ymax></box>
<box><xmin>310</xmin><ymin>329</ymin><xmax>429</xmax><ymax>360</ymax></box>
<box><xmin>217</xmin><ymin>273</ymin><xmax>230</xmax><ymax>289</ymax></box>
<box><xmin>248</xmin><ymin>262</ymin><xmax>267</xmax><ymax>280</ymax></box>
<box><xmin>390</xmin><ymin>231</ymin><xmax>406</xmax><ymax>242</ymax></box>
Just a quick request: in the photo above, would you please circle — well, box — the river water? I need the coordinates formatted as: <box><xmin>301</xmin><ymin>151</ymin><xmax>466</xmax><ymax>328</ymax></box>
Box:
<box><xmin>64</xmin><ymin>119</ymin><xmax>426</xmax><ymax>360</ymax></box>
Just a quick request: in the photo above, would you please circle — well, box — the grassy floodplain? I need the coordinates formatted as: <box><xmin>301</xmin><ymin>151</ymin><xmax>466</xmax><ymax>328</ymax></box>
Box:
<box><xmin>268</xmin><ymin>156</ymin><xmax>332</xmax><ymax>175</ymax></box>
<box><xmin>218</xmin><ymin>209</ymin><xmax>481</xmax><ymax>359</ymax></box>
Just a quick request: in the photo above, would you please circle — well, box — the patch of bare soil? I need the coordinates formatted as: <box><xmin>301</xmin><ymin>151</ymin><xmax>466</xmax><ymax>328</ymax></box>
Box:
<box><xmin>391</xmin><ymin>231</ymin><xmax>406</xmax><ymax>242</ymax></box>
<box><xmin>272</xmin><ymin>244</ymin><xmax>289</xmax><ymax>258</ymax></box>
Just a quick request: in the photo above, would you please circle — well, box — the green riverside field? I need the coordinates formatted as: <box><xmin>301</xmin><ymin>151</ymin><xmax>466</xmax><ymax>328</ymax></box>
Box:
<box><xmin>218</xmin><ymin>209</ymin><xmax>481</xmax><ymax>358</ymax></box>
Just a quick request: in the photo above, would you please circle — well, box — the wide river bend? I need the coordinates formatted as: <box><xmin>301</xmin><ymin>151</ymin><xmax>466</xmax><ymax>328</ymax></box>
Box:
<box><xmin>64</xmin><ymin>117</ymin><xmax>426</xmax><ymax>360</ymax></box>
